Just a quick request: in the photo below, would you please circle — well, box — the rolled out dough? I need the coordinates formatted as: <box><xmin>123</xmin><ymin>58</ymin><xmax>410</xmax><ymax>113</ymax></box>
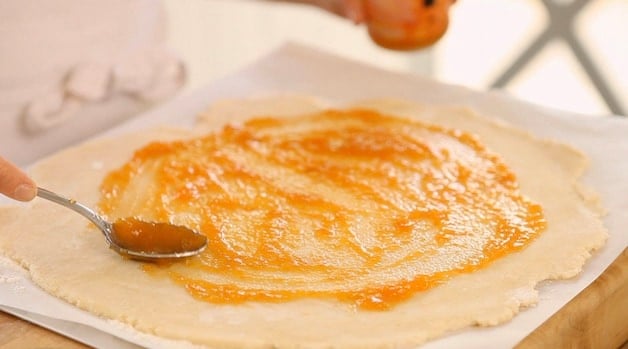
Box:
<box><xmin>0</xmin><ymin>96</ymin><xmax>607</xmax><ymax>348</ymax></box>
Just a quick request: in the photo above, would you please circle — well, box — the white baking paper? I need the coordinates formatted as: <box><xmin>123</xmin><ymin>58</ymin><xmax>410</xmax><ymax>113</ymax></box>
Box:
<box><xmin>1</xmin><ymin>43</ymin><xmax>627</xmax><ymax>348</ymax></box>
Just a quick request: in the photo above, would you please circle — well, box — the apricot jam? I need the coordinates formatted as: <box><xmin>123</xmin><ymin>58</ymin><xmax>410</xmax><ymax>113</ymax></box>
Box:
<box><xmin>99</xmin><ymin>109</ymin><xmax>546</xmax><ymax>310</ymax></box>
<box><xmin>111</xmin><ymin>218</ymin><xmax>206</xmax><ymax>255</ymax></box>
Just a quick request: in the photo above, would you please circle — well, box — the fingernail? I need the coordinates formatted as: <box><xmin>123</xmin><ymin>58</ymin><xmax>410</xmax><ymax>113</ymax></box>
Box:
<box><xmin>14</xmin><ymin>183</ymin><xmax>37</xmax><ymax>201</ymax></box>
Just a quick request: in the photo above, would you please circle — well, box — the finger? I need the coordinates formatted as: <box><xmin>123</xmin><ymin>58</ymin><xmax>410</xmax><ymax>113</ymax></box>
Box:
<box><xmin>343</xmin><ymin>0</ymin><xmax>366</xmax><ymax>23</ymax></box>
<box><xmin>0</xmin><ymin>156</ymin><xmax>37</xmax><ymax>201</ymax></box>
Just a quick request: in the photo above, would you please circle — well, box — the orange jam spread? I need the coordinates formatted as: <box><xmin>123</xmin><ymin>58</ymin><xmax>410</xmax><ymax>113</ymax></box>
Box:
<box><xmin>111</xmin><ymin>218</ymin><xmax>206</xmax><ymax>254</ymax></box>
<box><xmin>99</xmin><ymin>109</ymin><xmax>546</xmax><ymax>310</ymax></box>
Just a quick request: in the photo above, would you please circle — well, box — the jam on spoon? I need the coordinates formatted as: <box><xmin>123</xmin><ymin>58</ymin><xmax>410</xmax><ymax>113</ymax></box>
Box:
<box><xmin>36</xmin><ymin>187</ymin><xmax>207</xmax><ymax>261</ymax></box>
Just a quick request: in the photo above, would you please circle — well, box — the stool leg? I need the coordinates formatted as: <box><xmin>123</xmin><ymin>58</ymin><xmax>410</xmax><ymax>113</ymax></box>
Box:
<box><xmin>491</xmin><ymin>30</ymin><xmax>553</xmax><ymax>88</ymax></box>
<box><xmin>564</xmin><ymin>29</ymin><xmax>625</xmax><ymax>115</ymax></box>
<box><xmin>489</xmin><ymin>0</ymin><xmax>625</xmax><ymax>115</ymax></box>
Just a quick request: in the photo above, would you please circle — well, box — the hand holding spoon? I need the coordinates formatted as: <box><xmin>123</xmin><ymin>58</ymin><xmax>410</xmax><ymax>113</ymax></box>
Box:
<box><xmin>36</xmin><ymin>187</ymin><xmax>208</xmax><ymax>261</ymax></box>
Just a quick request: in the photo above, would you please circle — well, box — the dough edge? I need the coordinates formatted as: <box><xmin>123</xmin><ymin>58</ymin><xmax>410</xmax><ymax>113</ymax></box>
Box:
<box><xmin>0</xmin><ymin>95</ymin><xmax>608</xmax><ymax>348</ymax></box>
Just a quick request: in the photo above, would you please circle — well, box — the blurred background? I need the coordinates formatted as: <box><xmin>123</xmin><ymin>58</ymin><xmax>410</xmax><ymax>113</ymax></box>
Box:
<box><xmin>1</xmin><ymin>0</ymin><xmax>626</xmax><ymax>165</ymax></box>
<box><xmin>166</xmin><ymin>0</ymin><xmax>627</xmax><ymax>116</ymax></box>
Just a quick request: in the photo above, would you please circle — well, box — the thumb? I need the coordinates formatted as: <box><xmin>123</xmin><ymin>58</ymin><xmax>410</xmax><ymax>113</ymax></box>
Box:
<box><xmin>0</xmin><ymin>157</ymin><xmax>37</xmax><ymax>202</ymax></box>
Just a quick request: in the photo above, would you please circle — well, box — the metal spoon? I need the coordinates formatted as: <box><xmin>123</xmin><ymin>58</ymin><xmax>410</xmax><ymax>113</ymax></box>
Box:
<box><xmin>36</xmin><ymin>187</ymin><xmax>208</xmax><ymax>261</ymax></box>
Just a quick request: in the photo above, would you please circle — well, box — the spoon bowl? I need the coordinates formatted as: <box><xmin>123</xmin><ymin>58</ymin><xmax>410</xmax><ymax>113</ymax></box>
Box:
<box><xmin>36</xmin><ymin>187</ymin><xmax>208</xmax><ymax>261</ymax></box>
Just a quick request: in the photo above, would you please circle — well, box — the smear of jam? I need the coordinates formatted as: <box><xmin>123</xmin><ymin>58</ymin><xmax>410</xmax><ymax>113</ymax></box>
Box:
<box><xmin>99</xmin><ymin>109</ymin><xmax>545</xmax><ymax>310</ymax></box>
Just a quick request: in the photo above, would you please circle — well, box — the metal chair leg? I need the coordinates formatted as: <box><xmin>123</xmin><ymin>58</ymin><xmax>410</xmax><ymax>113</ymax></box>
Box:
<box><xmin>490</xmin><ymin>0</ymin><xmax>625</xmax><ymax>115</ymax></box>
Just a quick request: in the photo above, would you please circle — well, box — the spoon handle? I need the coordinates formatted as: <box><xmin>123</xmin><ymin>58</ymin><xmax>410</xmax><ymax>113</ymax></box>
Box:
<box><xmin>36</xmin><ymin>187</ymin><xmax>111</xmax><ymax>235</ymax></box>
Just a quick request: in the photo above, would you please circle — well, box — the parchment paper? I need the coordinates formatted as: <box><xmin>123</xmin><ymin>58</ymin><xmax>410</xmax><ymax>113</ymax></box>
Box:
<box><xmin>1</xmin><ymin>43</ymin><xmax>626</xmax><ymax>348</ymax></box>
